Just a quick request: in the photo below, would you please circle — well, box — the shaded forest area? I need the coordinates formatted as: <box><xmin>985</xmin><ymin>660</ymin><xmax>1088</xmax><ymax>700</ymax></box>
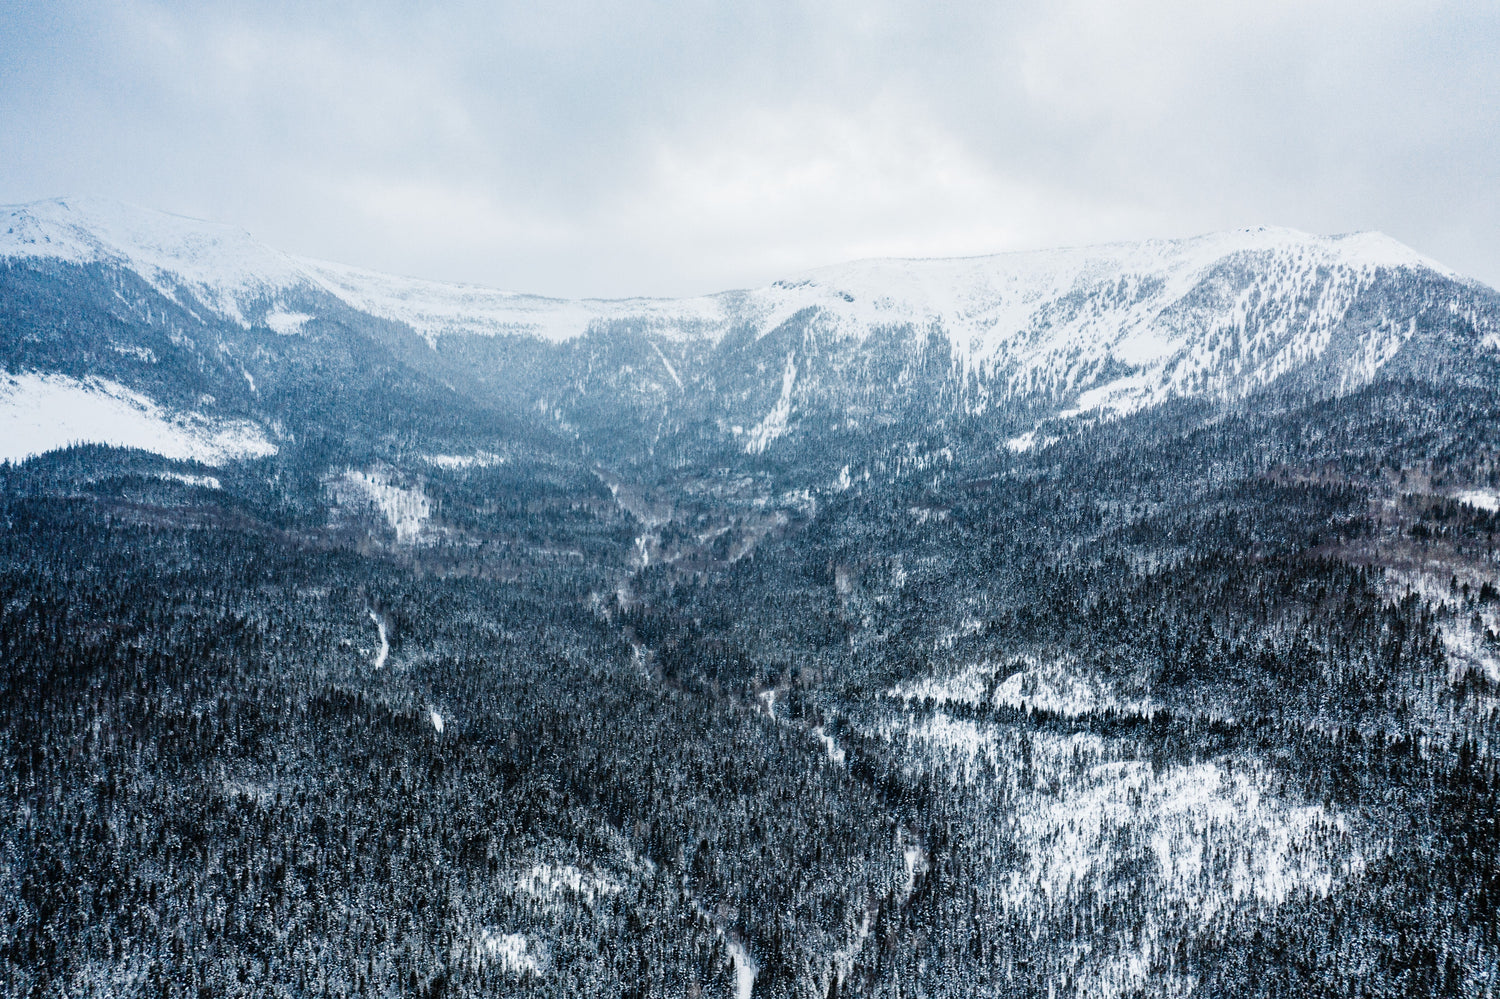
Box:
<box><xmin>4</xmin><ymin>374</ymin><xmax>1500</xmax><ymax>997</ymax></box>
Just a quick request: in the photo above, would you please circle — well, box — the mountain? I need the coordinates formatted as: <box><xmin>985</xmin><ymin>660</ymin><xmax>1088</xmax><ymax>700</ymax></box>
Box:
<box><xmin>5</xmin><ymin>197</ymin><xmax>1500</xmax><ymax>999</ymax></box>
<box><xmin>4</xmin><ymin>196</ymin><xmax>1496</xmax><ymax>466</ymax></box>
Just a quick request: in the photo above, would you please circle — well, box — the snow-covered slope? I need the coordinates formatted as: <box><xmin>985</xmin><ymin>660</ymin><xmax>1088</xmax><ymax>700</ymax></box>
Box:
<box><xmin>776</xmin><ymin>228</ymin><xmax>1468</xmax><ymax>406</ymax></box>
<box><xmin>0</xmin><ymin>371</ymin><xmax>277</xmax><ymax>466</ymax></box>
<box><xmin>0</xmin><ymin>197</ymin><xmax>731</xmax><ymax>344</ymax></box>
<box><xmin>3</xmin><ymin>197</ymin><xmax>1489</xmax><ymax>419</ymax></box>
<box><xmin>1</xmin><ymin>197</ymin><xmax>306</xmax><ymax>326</ymax></box>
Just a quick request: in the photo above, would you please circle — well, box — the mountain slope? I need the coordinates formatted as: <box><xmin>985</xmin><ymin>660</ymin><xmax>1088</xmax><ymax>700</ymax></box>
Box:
<box><xmin>2</xmin><ymin>196</ymin><xmax>1497</xmax><ymax>467</ymax></box>
<box><xmin>6</xmin><ymin>198</ymin><xmax>1500</xmax><ymax>999</ymax></box>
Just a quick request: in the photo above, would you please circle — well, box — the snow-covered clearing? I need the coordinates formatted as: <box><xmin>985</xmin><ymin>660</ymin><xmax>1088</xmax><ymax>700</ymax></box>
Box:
<box><xmin>470</xmin><ymin>930</ymin><xmax>547</xmax><ymax>975</ymax></box>
<box><xmin>157</xmin><ymin>471</ymin><xmax>221</xmax><ymax>489</ymax></box>
<box><xmin>0</xmin><ymin>371</ymin><xmax>276</xmax><ymax>466</ymax></box>
<box><xmin>992</xmin><ymin>657</ymin><xmax>1156</xmax><ymax>718</ymax></box>
<box><xmin>1384</xmin><ymin>570</ymin><xmax>1500</xmax><ymax>682</ymax></box>
<box><xmin>744</xmin><ymin>353</ymin><xmax>796</xmax><ymax>455</ymax></box>
<box><xmin>423</xmin><ymin>451</ymin><xmax>506</xmax><ymax>470</ymax></box>
<box><xmin>1454</xmin><ymin>488</ymin><xmax>1500</xmax><ymax>513</ymax></box>
<box><xmin>428</xmin><ymin>709</ymin><xmax>444</xmax><ymax>734</ymax></box>
<box><xmin>888</xmin><ymin>655</ymin><xmax>1155</xmax><ymax>719</ymax></box>
<box><xmin>812</xmin><ymin>726</ymin><xmax>846</xmax><ymax>764</ymax></box>
<box><xmin>368</xmin><ymin>611</ymin><xmax>389</xmax><ymax>669</ymax></box>
<box><xmin>1438</xmin><ymin>620</ymin><xmax>1500</xmax><ymax>683</ymax></box>
<box><xmin>757</xmin><ymin>688</ymin><xmax>779</xmax><ymax>720</ymax></box>
<box><xmin>264</xmin><ymin>309</ymin><xmax>310</xmax><ymax>335</ymax></box>
<box><xmin>726</xmin><ymin>936</ymin><xmax>757</xmax><ymax>999</ymax></box>
<box><xmin>338</xmin><ymin>468</ymin><xmax>430</xmax><ymax>543</ymax></box>
<box><xmin>515</xmin><ymin>864</ymin><xmax>621</xmax><ymax>905</ymax></box>
<box><xmin>872</xmin><ymin>706</ymin><xmax>1363</xmax><ymax>997</ymax></box>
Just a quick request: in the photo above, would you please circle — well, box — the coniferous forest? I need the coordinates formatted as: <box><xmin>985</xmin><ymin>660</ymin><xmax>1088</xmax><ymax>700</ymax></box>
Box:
<box><xmin>4</xmin><ymin>219</ymin><xmax>1500</xmax><ymax>997</ymax></box>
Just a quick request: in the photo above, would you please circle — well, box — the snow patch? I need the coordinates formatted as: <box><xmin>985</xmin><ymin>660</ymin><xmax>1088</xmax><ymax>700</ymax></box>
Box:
<box><xmin>889</xmin><ymin>656</ymin><xmax>1155</xmax><ymax>719</ymax></box>
<box><xmin>472</xmin><ymin>930</ymin><xmax>547</xmax><ymax>975</ymax></box>
<box><xmin>993</xmin><ymin>657</ymin><xmax>1156</xmax><ymax>718</ymax></box>
<box><xmin>0</xmin><ymin>371</ymin><xmax>276</xmax><ymax>466</ymax></box>
<box><xmin>423</xmin><ymin>451</ymin><xmax>506</xmax><ymax>469</ymax></box>
<box><xmin>338</xmin><ymin>468</ymin><xmax>431</xmax><ymax>543</ymax></box>
<box><xmin>264</xmin><ymin>309</ymin><xmax>311</xmax><ymax>335</ymax></box>
<box><xmin>368</xmin><ymin>611</ymin><xmax>389</xmax><ymax>670</ymax></box>
<box><xmin>515</xmin><ymin>864</ymin><xmax>622</xmax><ymax>904</ymax></box>
<box><xmin>756</xmin><ymin>687</ymin><xmax>779</xmax><ymax>720</ymax></box>
<box><xmin>157</xmin><ymin>471</ymin><xmax>221</xmax><ymax>489</ymax></box>
<box><xmin>1006</xmin><ymin>430</ymin><xmax>1039</xmax><ymax>453</ymax></box>
<box><xmin>648</xmin><ymin>339</ymin><xmax>684</xmax><ymax>389</ymax></box>
<box><xmin>876</xmin><ymin>710</ymin><xmax>1362</xmax><ymax>936</ymax></box>
<box><xmin>813</xmin><ymin>726</ymin><xmax>846</xmax><ymax>764</ymax></box>
<box><xmin>1454</xmin><ymin>488</ymin><xmax>1500</xmax><ymax>513</ymax></box>
<box><xmin>726</xmin><ymin>937</ymin><xmax>757</xmax><ymax>999</ymax></box>
<box><xmin>1437</xmin><ymin>616</ymin><xmax>1500</xmax><ymax>683</ymax></box>
<box><xmin>744</xmin><ymin>353</ymin><xmax>797</xmax><ymax>455</ymax></box>
<box><xmin>429</xmin><ymin>709</ymin><xmax>444</xmax><ymax>734</ymax></box>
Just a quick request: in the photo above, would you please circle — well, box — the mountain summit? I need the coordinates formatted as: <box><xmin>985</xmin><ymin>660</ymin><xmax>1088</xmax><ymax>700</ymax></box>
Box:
<box><xmin>1</xmin><ymin>196</ymin><xmax>1496</xmax><ymax>464</ymax></box>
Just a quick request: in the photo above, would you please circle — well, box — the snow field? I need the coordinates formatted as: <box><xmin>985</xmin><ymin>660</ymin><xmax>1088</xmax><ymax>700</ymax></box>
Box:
<box><xmin>336</xmin><ymin>468</ymin><xmax>431</xmax><ymax>543</ymax></box>
<box><xmin>0</xmin><ymin>371</ymin><xmax>276</xmax><ymax>466</ymax></box>
<box><xmin>872</xmin><ymin>704</ymin><xmax>1363</xmax><ymax>998</ymax></box>
<box><xmin>514</xmin><ymin>864</ymin><xmax>622</xmax><ymax>906</ymax></box>
<box><xmin>467</xmin><ymin>930</ymin><xmax>548</xmax><ymax>975</ymax></box>
<box><xmin>888</xmin><ymin>654</ymin><xmax>1156</xmax><ymax>719</ymax></box>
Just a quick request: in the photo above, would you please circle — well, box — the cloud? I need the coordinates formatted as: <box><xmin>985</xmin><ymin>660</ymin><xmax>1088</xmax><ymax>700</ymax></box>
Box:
<box><xmin>1</xmin><ymin>0</ymin><xmax>1496</xmax><ymax>296</ymax></box>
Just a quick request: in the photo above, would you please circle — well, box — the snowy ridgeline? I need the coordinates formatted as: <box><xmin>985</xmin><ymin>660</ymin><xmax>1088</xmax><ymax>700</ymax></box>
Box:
<box><xmin>870</xmin><ymin>703</ymin><xmax>1364</xmax><ymax>999</ymax></box>
<box><xmin>5</xmin><ymin>198</ymin><xmax>1485</xmax><ymax>417</ymax></box>
<box><xmin>332</xmin><ymin>468</ymin><xmax>431</xmax><ymax>544</ymax></box>
<box><xmin>0</xmin><ymin>371</ymin><xmax>276</xmax><ymax>466</ymax></box>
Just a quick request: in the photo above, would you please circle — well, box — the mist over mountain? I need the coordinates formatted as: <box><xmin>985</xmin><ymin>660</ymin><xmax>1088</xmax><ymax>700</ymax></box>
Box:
<box><xmin>4</xmin><ymin>197</ymin><xmax>1500</xmax><ymax>998</ymax></box>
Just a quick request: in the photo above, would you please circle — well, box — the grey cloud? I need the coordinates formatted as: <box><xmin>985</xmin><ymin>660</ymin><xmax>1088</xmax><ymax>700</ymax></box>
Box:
<box><xmin>1</xmin><ymin>0</ymin><xmax>1496</xmax><ymax>297</ymax></box>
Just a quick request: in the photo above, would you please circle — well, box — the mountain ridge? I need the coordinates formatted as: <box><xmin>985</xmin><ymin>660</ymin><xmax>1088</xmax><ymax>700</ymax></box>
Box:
<box><xmin>2</xmin><ymin>194</ymin><xmax>1497</xmax><ymax>466</ymax></box>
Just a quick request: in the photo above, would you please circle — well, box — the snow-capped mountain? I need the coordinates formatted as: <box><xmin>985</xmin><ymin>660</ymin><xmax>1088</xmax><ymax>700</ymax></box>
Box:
<box><xmin>9</xmin><ymin>199</ymin><xmax>1500</xmax><ymax>999</ymax></box>
<box><xmin>2</xmin><ymin>195</ymin><xmax>1496</xmax><ymax>465</ymax></box>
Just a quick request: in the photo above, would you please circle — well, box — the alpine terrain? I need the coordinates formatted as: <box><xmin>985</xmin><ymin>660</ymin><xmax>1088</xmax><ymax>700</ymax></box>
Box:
<box><xmin>4</xmin><ymin>196</ymin><xmax>1500</xmax><ymax>998</ymax></box>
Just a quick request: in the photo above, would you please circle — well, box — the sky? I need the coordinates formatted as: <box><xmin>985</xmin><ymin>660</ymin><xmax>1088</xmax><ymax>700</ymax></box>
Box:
<box><xmin>1</xmin><ymin>0</ymin><xmax>1497</xmax><ymax>298</ymax></box>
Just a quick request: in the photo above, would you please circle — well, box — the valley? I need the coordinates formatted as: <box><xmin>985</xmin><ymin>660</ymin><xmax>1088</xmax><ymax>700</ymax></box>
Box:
<box><xmin>2</xmin><ymin>198</ymin><xmax>1500</xmax><ymax>997</ymax></box>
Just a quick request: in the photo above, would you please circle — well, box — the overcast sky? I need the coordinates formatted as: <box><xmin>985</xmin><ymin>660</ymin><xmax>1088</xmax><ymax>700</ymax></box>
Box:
<box><xmin>2</xmin><ymin>0</ymin><xmax>1496</xmax><ymax>297</ymax></box>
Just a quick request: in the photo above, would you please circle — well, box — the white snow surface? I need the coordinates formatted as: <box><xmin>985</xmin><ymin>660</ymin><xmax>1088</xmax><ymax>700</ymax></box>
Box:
<box><xmin>473</xmin><ymin>930</ymin><xmax>547</xmax><ymax>976</ymax></box>
<box><xmin>515</xmin><ymin>864</ymin><xmax>622</xmax><ymax>904</ymax></box>
<box><xmin>339</xmin><ymin>469</ymin><xmax>431</xmax><ymax>543</ymax></box>
<box><xmin>2</xmin><ymin>200</ymin><xmax>1473</xmax><ymax>414</ymax></box>
<box><xmin>368</xmin><ymin>611</ymin><xmax>389</xmax><ymax>670</ymax></box>
<box><xmin>812</xmin><ymin>726</ymin><xmax>846</xmax><ymax>764</ymax></box>
<box><xmin>264</xmin><ymin>309</ymin><xmax>311</xmax><ymax>335</ymax></box>
<box><xmin>0</xmin><ymin>370</ymin><xmax>276</xmax><ymax>465</ymax></box>
<box><xmin>423</xmin><ymin>451</ymin><xmax>506</xmax><ymax>470</ymax></box>
<box><xmin>1454</xmin><ymin>488</ymin><xmax>1500</xmax><ymax>513</ymax></box>
<box><xmin>889</xmin><ymin>655</ymin><xmax>1155</xmax><ymax>719</ymax></box>
<box><xmin>726</xmin><ymin>937</ymin><xmax>758</xmax><ymax>999</ymax></box>
<box><xmin>873</xmin><ymin>706</ymin><xmax>1364</xmax><ymax>999</ymax></box>
<box><xmin>744</xmin><ymin>353</ymin><xmax>797</xmax><ymax>455</ymax></box>
<box><xmin>157</xmin><ymin>471</ymin><xmax>221</xmax><ymax>489</ymax></box>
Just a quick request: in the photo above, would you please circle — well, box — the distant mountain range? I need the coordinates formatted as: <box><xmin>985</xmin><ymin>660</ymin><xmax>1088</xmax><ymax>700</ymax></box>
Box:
<box><xmin>2</xmin><ymin>195</ymin><xmax>1497</xmax><ymax>467</ymax></box>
